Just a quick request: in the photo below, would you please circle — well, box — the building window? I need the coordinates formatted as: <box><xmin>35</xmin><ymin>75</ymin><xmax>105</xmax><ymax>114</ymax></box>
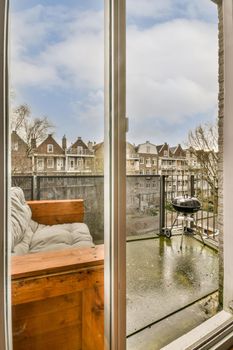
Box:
<box><xmin>164</xmin><ymin>150</ymin><xmax>168</xmax><ymax>157</ymax></box>
<box><xmin>77</xmin><ymin>159</ymin><xmax>83</xmax><ymax>168</ymax></box>
<box><xmin>47</xmin><ymin>158</ymin><xmax>54</xmax><ymax>168</ymax></box>
<box><xmin>140</xmin><ymin>157</ymin><xmax>144</xmax><ymax>164</ymax></box>
<box><xmin>57</xmin><ymin>158</ymin><xmax>64</xmax><ymax>170</ymax></box>
<box><xmin>140</xmin><ymin>169</ymin><xmax>144</xmax><ymax>175</ymax></box>
<box><xmin>12</xmin><ymin>142</ymin><xmax>18</xmax><ymax>151</ymax></box>
<box><xmin>37</xmin><ymin>158</ymin><xmax>44</xmax><ymax>171</ymax></box>
<box><xmin>47</xmin><ymin>144</ymin><xmax>54</xmax><ymax>153</ymax></box>
<box><xmin>146</xmin><ymin>170</ymin><xmax>151</xmax><ymax>175</ymax></box>
<box><xmin>69</xmin><ymin>159</ymin><xmax>75</xmax><ymax>169</ymax></box>
<box><xmin>77</xmin><ymin>146</ymin><xmax>83</xmax><ymax>154</ymax></box>
<box><xmin>146</xmin><ymin>158</ymin><xmax>151</xmax><ymax>166</ymax></box>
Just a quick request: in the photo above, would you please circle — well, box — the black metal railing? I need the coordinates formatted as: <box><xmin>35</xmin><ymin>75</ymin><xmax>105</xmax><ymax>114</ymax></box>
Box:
<box><xmin>161</xmin><ymin>174</ymin><xmax>218</xmax><ymax>240</ymax></box>
<box><xmin>11</xmin><ymin>175</ymin><xmax>161</xmax><ymax>242</ymax></box>
<box><xmin>11</xmin><ymin>176</ymin><xmax>34</xmax><ymax>200</ymax></box>
<box><xmin>11</xmin><ymin>173</ymin><xmax>218</xmax><ymax>242</ymax></box>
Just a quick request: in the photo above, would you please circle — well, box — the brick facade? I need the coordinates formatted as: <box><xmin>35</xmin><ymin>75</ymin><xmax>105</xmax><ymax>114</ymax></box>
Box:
<box><xmin>218</xmin><ymin>0</ymin><xmax>224</xmax><ymax>306</ymax></box>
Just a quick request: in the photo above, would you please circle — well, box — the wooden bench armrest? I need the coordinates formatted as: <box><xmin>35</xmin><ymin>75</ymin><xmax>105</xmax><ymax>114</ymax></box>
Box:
<box><xmin>27</xmin><ymin>199</ymin><xmax>84</xmax><ymax>225</ymax></box>
<box><xmin>11</xmin><ymin>244</ymin><xmax>104</xmax><ymax>280</ymax></box>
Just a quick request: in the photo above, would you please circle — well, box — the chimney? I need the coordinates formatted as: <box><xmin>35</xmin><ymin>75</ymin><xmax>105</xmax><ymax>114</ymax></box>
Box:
<box><xmin>62</xmin><ymin>135</ymin><xmax>67</xmax><ymax>150</ymax></box>
<box><xmin>88</xmin><ymin>141</ymin><xmax>93</xmax><ymax>150</ymax></box>
<box><xmin>31</xmin><ymin>135</ymin><xmax>36</xmax><ymax>150</ymax></box>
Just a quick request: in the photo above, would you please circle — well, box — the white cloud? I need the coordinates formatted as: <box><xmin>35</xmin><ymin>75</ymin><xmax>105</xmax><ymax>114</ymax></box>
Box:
<box><xmin>10</xmin><ymin>3</ymin><xmax>218</xmax><ymax>144</ymax></box>
<box><xmin>10</xmin><ymin>5</ymin><xmax>104</xmax><ymax>90</ymax></box>
<box><xmin>127</xmin><ymin>19</ymin><xmax>218</xmax><ymax>127</ymax></box>
<box><xmin>127</xmin><ymin>0</ymin><xmax>217</xmax><ymax>21</ymax></box>
<box><xmin>127</xmin><ymin>0</ymin><xmax>173</xmax><ymax>19</ymax></box>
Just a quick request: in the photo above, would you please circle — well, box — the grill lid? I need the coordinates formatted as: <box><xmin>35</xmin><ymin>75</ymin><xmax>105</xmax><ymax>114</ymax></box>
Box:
<box><xmin>172</xmin><ymin>196</ymin><xmax>201</xmax><ymax>213</ymax></box>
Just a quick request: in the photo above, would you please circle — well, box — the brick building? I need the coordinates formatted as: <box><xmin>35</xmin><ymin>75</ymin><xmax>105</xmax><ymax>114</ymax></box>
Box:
<box><xmin>32</xmin><ymin>134</ymin><xmax>66</xmax><ymax>174</ymax></box>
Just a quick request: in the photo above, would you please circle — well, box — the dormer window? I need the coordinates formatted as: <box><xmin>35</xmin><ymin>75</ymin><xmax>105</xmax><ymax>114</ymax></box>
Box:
<box><xmin>77</xmin><ymin>146</ymin><xmax>83</xmax><ymax>154</ymax></box>
<box><xmin>164</xmin><ymin>150</ymin><xmax>168</xmax><ymax>157</ymax></box>
<box><xmin>47</xmin><ymin>144</ymin><xmax>54</xmax><ymax>153</ymax></box>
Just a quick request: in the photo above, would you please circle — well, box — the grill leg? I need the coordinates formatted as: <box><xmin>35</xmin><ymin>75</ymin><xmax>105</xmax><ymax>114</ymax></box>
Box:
<box><xmin>194</xmin><ymin>218</ymin><xmax>205</xmax><ymax>245</ymax></box>
<box><xmin>180</xmin><ymin>228</ymin><xmax>184</xmax><ymax>250</ymax></box>
<box><xmin>170</xmin><ymin>213</ymin><xmax>179</xmax><ymax>231</ymax></box>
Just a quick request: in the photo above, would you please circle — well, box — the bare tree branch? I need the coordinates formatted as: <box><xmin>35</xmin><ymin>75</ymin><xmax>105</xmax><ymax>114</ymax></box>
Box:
<box><xmin>186</xmin><ymin>122</ymin><xmax>218</xmax><ymax>192</ymax></box>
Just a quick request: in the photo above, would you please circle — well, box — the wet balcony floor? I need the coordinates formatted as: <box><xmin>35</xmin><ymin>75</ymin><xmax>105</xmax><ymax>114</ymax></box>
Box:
<box><xmin>126</xmin><ymin>235</ymin><xmax>219</xmax><ymax>349</ymax></box>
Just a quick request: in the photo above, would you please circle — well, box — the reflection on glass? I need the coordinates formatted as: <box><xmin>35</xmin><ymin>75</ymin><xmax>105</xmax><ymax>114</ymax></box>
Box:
<box><xmin>126</xmin><ymin>0</ymin><xmax>219</xmax><ymax>348</ymax></box>
<box><xmin>10</xmin><ymin>1</ymin><xmax>104</xmax><ymax>349</ymax></box>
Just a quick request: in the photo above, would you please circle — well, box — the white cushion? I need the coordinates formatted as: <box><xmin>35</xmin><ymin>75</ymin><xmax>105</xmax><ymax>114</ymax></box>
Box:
<box><xmin>11</xmin><ymin>187</ymin><xmax>94</xmax><ymax>255</ymax></box>
<box><xmin>11</xmin><ymin>187</ymin><xmax>33</xmax><ymax>254</ymax></box>
<box><xmin>29</xmin><ymin>222</ymin><xmax>94</xmax><ymax>253</ymax></box>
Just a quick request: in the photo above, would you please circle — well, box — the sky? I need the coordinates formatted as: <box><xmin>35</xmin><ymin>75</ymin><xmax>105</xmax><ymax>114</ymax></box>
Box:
<box><xmin>10</xmin><ymin>0</ymin><xmax>218</xmax><ymax>147</ymax></box>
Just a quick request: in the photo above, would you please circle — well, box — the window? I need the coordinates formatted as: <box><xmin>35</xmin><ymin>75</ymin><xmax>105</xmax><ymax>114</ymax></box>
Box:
<box><xmin>57</xmin><ymin>158</ymin><xmax>64</xmax><ymax>170</ymax></box>
<box><xmin>164</xmin><ymin>150</ymin><xmax>168</xmax><ymax>157</ymax></box>
<box><xmin>3</xmin><ymin>1</ymin><xmax>233</xmax><ymax>349</ymax></box>
<box><xmin>140</xmin><ymin>169</ymin><xmax>144</xmax><ymax>175</ymax></box>
<box><xmin>37</xmin><ymin>158</ymin><xmax>44</xmax><ymax>171</ymax></box>
<box><xmin>140</xmin><ymin>157</ymin><xmax>144</xmax><ymax>164</ymax></box>
<box><xmin>152</xmin><ymin>158</ymin><xmax>156</xmax><ymax>165</ymax></box>
<box><xmin>146</xmin><ymin>158</ymin><xmax>151</xmax><ymax>166</ymax></box>
<box><xmin>77</xmin><ymin>159</ymin><xmax>83</xmax><ymax>168</ymax></box>
<box><xmin>69</xmin><ymin>159</ymin><xmax>75</xmax><ymax>169</ymax></box>
<box><xmin>77</xmin><ymin>146</ymin><xmax>83</xmax><ymax>154</ymax></box>
<box><xmin>12</xmin><ymin>142</ymin><xmax>18</xmax><ymax>151</ymax></box>
<box><xmin>47</xmin><ymin>144</ymin><xmax>53</xmax><ymax>153</ymax></box>
<box><xmin>47</xmin><ymin>158</ymin><xmax>54</xmax><ymax>168</ymax></box>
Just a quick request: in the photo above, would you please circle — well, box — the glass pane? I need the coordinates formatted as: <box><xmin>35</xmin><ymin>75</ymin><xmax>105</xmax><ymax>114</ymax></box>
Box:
<box><xmin>126</xmin><ymin>0</ymin><xmax>219</xmax><ymax>348</ymax></box>
<box><xmin>10</xmin><ymin>1</ymin><xmax>104</xmax><ymax>349</ymax></box>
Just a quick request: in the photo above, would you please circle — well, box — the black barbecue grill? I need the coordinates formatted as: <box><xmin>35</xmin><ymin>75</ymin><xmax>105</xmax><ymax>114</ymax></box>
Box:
<box><xmin>172</xmin><ymin>196</ymin><xmax>201</xmax><ymax>214</ymax></box>
<box><xmin>163</xmin><ymin>195</ymin><xmax>205</xmax><ymax>249</ymax></box>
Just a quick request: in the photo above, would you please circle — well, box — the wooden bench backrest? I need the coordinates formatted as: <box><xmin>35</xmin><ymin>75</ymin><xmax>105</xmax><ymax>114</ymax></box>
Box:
<box><xmin>27</xmin><ymin>199</ymin><xmax>84</xmax><ymax>225</ymax></box>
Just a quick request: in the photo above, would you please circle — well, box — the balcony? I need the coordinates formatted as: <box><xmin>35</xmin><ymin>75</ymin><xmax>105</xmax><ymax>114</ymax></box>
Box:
<box><xmin>11</xmin><ymin>173</ymin><xmax>219</xmax><ymax>349</ymax></box>
<box><xmin>66</xmin><ymin>149</ymin><xmax>94</xmax><ymax>157</ymax></box>
<box><xmin>127</xmin><ymin>153</ymin><xmax>140</xmax><ymax>160</ymax></box>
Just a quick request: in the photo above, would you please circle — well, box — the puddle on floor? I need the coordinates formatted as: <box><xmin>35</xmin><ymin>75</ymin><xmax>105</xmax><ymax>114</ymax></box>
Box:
<box><xmin>127</xmin><ymin>236</ymin><xmax>219</xmax><ymax>335</ymax></box>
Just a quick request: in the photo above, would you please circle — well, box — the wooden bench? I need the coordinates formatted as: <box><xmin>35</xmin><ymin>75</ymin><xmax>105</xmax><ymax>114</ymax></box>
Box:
<box><xmin>11</xmin><ymin>199</ymin><xmax>104</xmax><ymax>350</ymax></box>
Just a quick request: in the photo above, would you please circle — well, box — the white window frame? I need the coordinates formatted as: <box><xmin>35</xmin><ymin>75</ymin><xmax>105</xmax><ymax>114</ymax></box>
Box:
<box><xmin>47</xmin><ymin>144</ymin><xmax>53</xmax><ymax>153</ymax></box>
<box><xmin>0</xmin><ymin>1</ymin><xmax>10</xmax><ymax>349</ymax></box>
<box><xmin>77</xmin><ymin>145</ymin><xmax>83</xmax><ymax>154</ymax></box>
<box><xmin>140</xmin><ymin>157</ymin><xmax>144</xmax><ymax>164</ymax></box>
<box><xmin>57</xmin><ymin>158</ymin><xmax>63</xmax><ymax>170</ymax></box>
<box><xmin>37</xmin><ymin>158</ymin><xmax>44</xmax><ymax>171</ymax></box>
<box><xmin>1</xmin><ymin>0</ymin><xmax>233</xmax><ymax>349</ymax></box>
<box><xmin>47</xmin><ymin>158</ymin><xmax>54</xmax><ymax>168</ymax></box>
<box><xmin>69</xmin><ymin>158</ymin><xmax>75</xmax><ymax>170</ymax></box>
